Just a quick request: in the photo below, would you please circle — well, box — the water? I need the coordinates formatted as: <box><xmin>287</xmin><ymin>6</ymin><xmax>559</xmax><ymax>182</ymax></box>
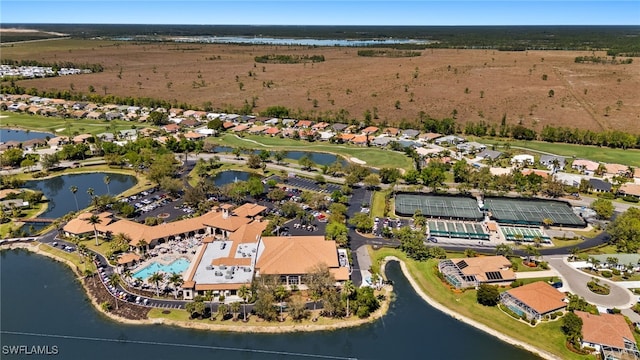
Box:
<box><xmin>24</xmin><ymin>172</ymin><xmax>137</xmax><ymax>218</ymax></box>
<box><xmin>210</xmin><ymin>170</ymin><xmax>256</xmax><ymax>186</ymax></box>
<box><xmin>0</xmin><ymin>250</ymin><xmax>538</xmax><ymax>360</ymax></box>
<box><xmin>133</xmin><ymin>258</ymin><xmax>191</xmax><ymax>280</ymax></box>
<box><xmin>172</xmin><ymin>36</ymin><xmax>432</xmax><ymax>47</ymax></box>
<box><xmin>0</xmin><ymin>129</ymin><xmax>54</xmax><ymax>142</ymax></box>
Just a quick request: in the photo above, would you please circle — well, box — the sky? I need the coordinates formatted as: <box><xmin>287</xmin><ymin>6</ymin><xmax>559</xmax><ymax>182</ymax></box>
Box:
<box><xmin>1</xmin><ymin>1</ymin><xmax>639</xmax><ymax>26</ymax></box>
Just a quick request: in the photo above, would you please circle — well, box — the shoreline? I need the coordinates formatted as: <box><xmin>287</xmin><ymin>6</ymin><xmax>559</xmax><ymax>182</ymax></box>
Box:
<box><xmin>380</xmin><ymin>256</ymin><xmax>561</xmax><ymax>360</ymax></box>
<box><xmin>0</xmin><ymin>242</ymin><xmax>392</xmax><ymax>333</ymax></box>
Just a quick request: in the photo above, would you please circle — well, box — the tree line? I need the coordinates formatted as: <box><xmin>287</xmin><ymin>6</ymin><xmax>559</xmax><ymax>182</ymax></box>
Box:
<box><xmin>1</xmin><ymin>59</ymin><xmax>104</xmax><ymax>72</ymax></box>
<box><xmin>254</xmin><ymin>54</ymin><xmax>325</xmax><ymax>64</ymax></box>
<box><xmin>357</xmin><ymin>49</ymin><xmax>421</xmax><ymax>57</ymax></box>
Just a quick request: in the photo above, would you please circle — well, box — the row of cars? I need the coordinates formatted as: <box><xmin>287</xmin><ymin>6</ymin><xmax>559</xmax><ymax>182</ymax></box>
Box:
<box><xmin>122</xmin><ymin>188</ymin><xmax>175</xmax><ymax>215</ymax></box>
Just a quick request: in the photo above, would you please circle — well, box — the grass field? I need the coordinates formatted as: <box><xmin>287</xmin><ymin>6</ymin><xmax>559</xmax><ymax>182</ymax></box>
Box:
<box><xmin>476</xmin><ymin>137</ymin><xmax>640</xmax><ymax>167</ymax></box>
<box><xmin>0</xmin><ymin>112</ymin><xmax>153</xmax><ymax>136</ymax></box>
<box><xmin>368</xmin><ymin>247</ymin><xmax>594</xmax><ymax>360</ymax></box>
<box><xmin>208</xmin><ymin>134</ymin><xmax>413</xmax><ymax>170</ymax></box>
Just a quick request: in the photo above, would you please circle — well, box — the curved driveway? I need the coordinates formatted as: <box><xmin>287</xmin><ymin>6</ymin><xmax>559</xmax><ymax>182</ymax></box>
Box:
<box><xmin>545</xmin><ymin>255</ymin><xmax>634</xmax><ymax>308</ymax></box>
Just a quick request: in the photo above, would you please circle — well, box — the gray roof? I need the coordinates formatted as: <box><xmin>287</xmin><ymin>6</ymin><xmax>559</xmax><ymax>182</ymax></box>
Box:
<box><xmin>401</xmin><ymin>129</ymin><xmax>420</xmax><ymax>138</ymax></box>
<box><xmin>397</xmin><ymin>140</ymin><xmax>420</xmax><ymax>148</ymax></box>
<box><xmin>477</xmin><ymin>150</ymin><xmax>502</xmax><ymax>160</ymax></box>
<box><xmin>540</xmin><ymin>155</ymin><xmax>567</xmax><ymax>165</ymax></box>
<box><xmin>372</xmin><ymin>137</ymin><xmax>394</xmax><ymax>146</ymax></box>
<box><xmin>591</xmin><ymin>254</ymin><xmax>640</xmax><ymax>266</ymax></box>
<box><xmin>332</xmin><ymin>123</ymin><xmax>348</xmax><ymax>131</ymax></box>
<box><xmin>588</xmin><ymin>178</ymin><xmax>612</xmax><ymax>191</ymax></box>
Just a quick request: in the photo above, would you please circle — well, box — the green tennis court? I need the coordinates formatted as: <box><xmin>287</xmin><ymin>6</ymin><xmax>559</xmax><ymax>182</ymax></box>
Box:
<box><xmin>395</xmin><ymin>194</ymin><xmax>483</xmax><ymax>220</ymax></box>
<box><xmin>428</xmin><ymin>220</ymin><xmax>489</xmax><ymax>240</ymax></box>
<box><xmin>484</xmin><ymin>198</ymin><xmax>584</xmax><ymax>227</ymax></box>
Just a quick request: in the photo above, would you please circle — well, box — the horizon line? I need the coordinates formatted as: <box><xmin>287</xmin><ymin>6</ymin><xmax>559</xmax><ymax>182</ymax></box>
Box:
<box><xmin>3</xmin><ymin>23</ymin><xmax>639</xmax><ymax>27</ymax></box>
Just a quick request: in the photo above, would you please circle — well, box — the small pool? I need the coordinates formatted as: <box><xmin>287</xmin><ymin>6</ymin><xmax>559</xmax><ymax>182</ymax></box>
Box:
<box><xmin>133</xmin><ymin>258</ymin><xmax>190</xmax><ymax>280</ymax></box>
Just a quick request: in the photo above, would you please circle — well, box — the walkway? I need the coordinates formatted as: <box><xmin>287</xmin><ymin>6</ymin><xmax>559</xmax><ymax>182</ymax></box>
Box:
<box><xmin>545</xmin><ymin>255</ymin><xmax>634</xmax><ymax>308</ymax></box>
<box><xmin>514</xmin><ymin>270</ymin><xmax>558</xmax><ymax>279</ymax></box>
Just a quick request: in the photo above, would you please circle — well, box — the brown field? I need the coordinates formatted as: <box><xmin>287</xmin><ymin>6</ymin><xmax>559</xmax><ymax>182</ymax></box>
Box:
<box><xmin>4</xmin><ymin>39</ymin><xmax>640</xmax><ymax>132</ymax></box>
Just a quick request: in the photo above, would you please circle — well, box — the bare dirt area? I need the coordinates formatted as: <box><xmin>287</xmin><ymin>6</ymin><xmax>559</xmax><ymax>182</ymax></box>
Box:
<box><xmin>83</xmin><ymin>275</ymin><xmax>150</xmax><ymax>320</ymax></box>
<box><xmin>5</xmin><ymin>39</ymin><xmax>639</xmax><ymax>131</ymax></box>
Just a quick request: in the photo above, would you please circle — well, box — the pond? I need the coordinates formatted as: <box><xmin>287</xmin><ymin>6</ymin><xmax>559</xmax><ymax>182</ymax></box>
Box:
<box><xmin>209</xmin><ymin>170</ymin><xmax>257</xmax><ymax>186</ymax></box>
<box><xmin>0</xmin><ymin>128</ymin><xmax>54</xmax><ymax>142</ymax></box>
<box><xmin>24</xmin><ymin>172</ymin><xmax>137</xmax><ymax>219</ymax></box>
<box><xmin>0</xmin><ymin>251</ymin><xmax>538</xmax><ymax>360</ymax></box>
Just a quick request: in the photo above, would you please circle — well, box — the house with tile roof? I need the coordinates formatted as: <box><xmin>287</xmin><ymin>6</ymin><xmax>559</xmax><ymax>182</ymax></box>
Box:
<box><xmin>576</xmin><ymin>311</ymin><xmax>640</xmax><ymax>359</ymax></box>
<box><xmin>438</xmin><ymin>256</ymin><xmax>515</xmax><ymax>289</ymax></box>
<box><xmin>619</xmin><ymin>183</ymin><xmax>640</xmax><ymax>198</ymax></box>
<box><xmin>361</xmin><ymin>126</ymin><xmax>379</xmax><ymax>135</ymax></box>
<box><xmin>500</xmin><ymin>281</ymin><xmax>567</xmax><ymax>321</ymax></box>
<box><xmin>572</xmin><ymin>159</ymin><xmax>600</xmax><ymax>175</ymax></box>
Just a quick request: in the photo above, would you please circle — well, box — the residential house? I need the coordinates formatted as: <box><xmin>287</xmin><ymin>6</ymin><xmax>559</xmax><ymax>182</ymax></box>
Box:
<box><xmin>337</xmin><ymin>133</ymin><xmax>356</xmax><ymax>143</ymax></box>
<box><xmin>184</xmin><ymin>132</ymin><xmax>205</xmax><ymax>140</ymax></box>
<box><xmin>372</xmin><ymin>137</ymin><xmax>394</xmax><ymax>147</ymax></box>
<box><xmin>231</xmin><ymin>124</ymin><xmax>250</xmax><ymax>132</ymax></box>
<box><xmin>521</xmin><ymin>169</ymin><xmax>549</xmax><ymax>179</ymax></box>
<box><xmin>70</xmin><ymin>109</ymin><xmax>87</xmax><ymax>118</ymax></box>
<box><xmin>343</xmin><ymin>125</ymin><xmax>358</xmax><ymax>134</ymax></box>
<box><xmin>264</xmin><ymin>127</ymin><xmax>280</xmax><ymax>136</ymax></box>
<box><xmin>588</xmin><ymin>178</ymin><xmax>612</xmax><ymax>193</ymax></box>
<box><xmin>169</xmin><ymin>108</ymin><xmax>184</xmax><ymax>117</ymax></box>
<box><xmin>361</xmin><ymin>126</ymin><xmax>379</xmax><ymax>135</ymax></box>
<box><xmin>332</xmin><ymin>123</ymin><xmax>348</xmax><ymax>132</ymax></box>
<box><xmin>180</xmin><ymin>118</ymin><xmax>200</xmax><ymax>128</ymax></box>
<box><xmin>248</xmin><ymin>125</ymin><xmax>268</xmax><ymax>134</ymax></box>
<box><xmin>576</xmin><ymin>311</ymin><xmax>639</xmax><ymax>359</ymax></box>
<box><xmin>511</xmin><ymin>154</ymin><xmax>535</xmax><ymax>166</ymax></box>
<box><xmin>95</xmin><ymin>132</ymin><xmax>115</xmax><ymax>142</ymax></box>
<box><xmin>619</xmin><ymin>183</ymin><xmax>640</xmax><ymax>198</ymax></box>
<box><xmin>105</xmin><ymin>111</ymin><xmax>122</xmax><ymax>121</ymax></box>
<box><xmin>312</xmin><ymin>122</ymin><xmax>330</xmax><ymax>131</ymax></box>
<box><xmin>400</xmin><ymin>129</ymin><xmax>420</xmax><ymax>139</ymax></box>
<box><xmin>47</xmin><ymin>136</ymin><xmax>70</xmax><ymax>148</ymax></box>
<box><xmin>162</xmin><ymin>123</ymin><xmax>180</xmax><ymax>133</ymax></box>
<box><xmin>554</xmin><ymin>172</ymin><xmax>588</xmax><ymax>187</ymax></box>
<box><xmin>222</xmin><ymin>121</ymin><xmax>236</xmax><ymax>130</ymax></box>
<box><xmin>383</xmin><ymin>127</ymin><xmax>400</xmax><ymax>136</ymax></box>
<box><xmin>605</xmin><ymin>163</ymin><xmax>630</xmax><ymax>177</ymax></box>
<box><xmin>295</xmin><ymin>120</ymin><xmax>314</xmax><ymax>129</ymax></box>
<box><xmin>456</xmin><ymin>141</ymin><xmax>486</xmax><ymax>154</ymax></box>
<box><xmin>119</xmin><ymin>129</ymin><xmax>137</xmax><ymax>141</ymax></box>
<box><xmin>499</xmin><ymin>282</ymin><xmax>566</xmax><ymax>321</ymax></box>
<box><xmin>590</xmin><ymin>254</ymin><xmax>640</xmax><ymax>272</ymax></box>
<box><xmin>73</xmin><ymin>134</ymin><xmax>93</xmax><ymax>144</ymax></box>
<box><xmin>572</xmin><ymin>159</ymin><xmax>600</xmax><ymax>175</ymax></box>
<box><xmin>318</xmin><ymin>131</ymin><xmax>334</xmax><ymax>141</ymax></box>
<box><xmin>539</xmin><ymin>155</ymin><xmax>567</xmax><ymax>171</ymax></box>
<box><xmin>438</xmin><ymin>256</ymin><xmax>515</xmax><ymax>289</ymax></box>
<box><xmin>435</xmin><ymin>135</ymin><xmax>465</xmax><ymax>146</ymax></box>
<box><xmin>415</xmin><ymin>146</ymin><xmax>443</xmax><ymax>158</ymax></box>
<box><xmin>418</xmin><ymin>132</ymin><xmax>443</xmax><ymax>143</ymax></box>
<box><xmin>477</xmin><ymin>150</ymin><xmax>502</xmax><ymax>161</ymax></box>
<box><xmin>350</xmin><ymin>135</ymin><xmax>372</xmax><ymax>146</ymax></box>
<box><xmin>86</xmin><ymin>111</ymin><xmax>104</xmax><ymax>120</ymax></box>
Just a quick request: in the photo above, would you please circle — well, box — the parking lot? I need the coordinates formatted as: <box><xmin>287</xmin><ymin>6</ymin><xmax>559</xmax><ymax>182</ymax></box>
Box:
<box><xmin>119</xmin><ymin>188</ymin><xmax>187</xmax><ymax>222</ymax></box>
<box><xmin>372</xmin><ymin>217</ymin><xmax>411</xmax><ymax>237</ymax></box>
<box><xmin>266</xmin><ymin>175</ymin><xmax>341</xmax><ymax>193</ymax></box>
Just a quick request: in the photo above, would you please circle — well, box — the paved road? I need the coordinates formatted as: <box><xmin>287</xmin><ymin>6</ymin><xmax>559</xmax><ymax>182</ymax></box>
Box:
<box><xmin>545</xmin><ymin>255</ymin><xmax>634</xmax><ymax>308</ymax></box>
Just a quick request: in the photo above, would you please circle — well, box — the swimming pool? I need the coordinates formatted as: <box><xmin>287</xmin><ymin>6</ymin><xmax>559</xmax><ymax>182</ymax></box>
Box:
<box><xmin>133</xmin><ymin>258</ymin><xmax>190</xmax><ymax>280</ymax></box>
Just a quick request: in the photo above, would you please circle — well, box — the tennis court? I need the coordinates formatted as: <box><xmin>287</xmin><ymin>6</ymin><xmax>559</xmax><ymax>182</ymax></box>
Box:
<box><xmin>428</xmin><ymin>220</ymin><xmax>489</xmax><ymax>240</ymax></box>
<box><xmin>395</xmin><ymin>193</ymin><xmax>483</xmax><ymax>220</ymax></box>
<box><xmin>484</xmin><ymin>198</ymin><xmax>584</xmax><ymax>227</ymax></box>
<box><xmin>500</xmin><ymin>226</ymin><xmax>551</xmax><ymax>243</ymax></box>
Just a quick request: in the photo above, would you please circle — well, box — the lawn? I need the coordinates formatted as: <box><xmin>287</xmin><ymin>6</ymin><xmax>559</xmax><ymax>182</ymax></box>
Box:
<box><xmin>39</xmin><ymin>242</ymin><xmax>97</xmax><ymax>274</ymax></box>
<box><xmin>368</xmin><ymin>247</ymin><xmax>594</xmax><ymax>360</ymax></box>
<box><xmin>510</xmin><ymin>256</ymin><xmax>547</xmax><ymax>272</ymax></box>
<box><xmin>550</xmin><ymin>237</ymin><xmax>585</xmax><ymax>249</ymax></box>
<box><xmin>0</xmin><ymin>112</ymin><xmax>154</xmax><ymax>136</ymax></box>
<box><xmin>475</xmin><ymin>137</ymin><xmax>640</xmax><ymax>167</ymax></box>
<box><xmin>370</xmin><ymin>190</ymin><xmax>388</xmax><ymax>219</ymax></box>
<box><xmin>208</xmin><ymin>134</ymin><xmax>413</xmax><ymax>170</ymax></box>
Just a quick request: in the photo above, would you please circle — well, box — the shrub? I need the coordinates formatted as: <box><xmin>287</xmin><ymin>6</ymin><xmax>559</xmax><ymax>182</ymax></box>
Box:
<box><xmin>530</xmin><ymin>318</ymin><xmax>537</xmax><ymax>325</ymax></box>
<box><xmin>601</xmin><ymin>271</ymin><xmax>613</xmax><ymax>278</ymax></box>
<box><xmin>622</xmin><ymin>195</ymin><xmax>640</xmax><ymax>203</ymax></box>
<box><xmin>510</xmin><ymin>280</ymin><xmax>524</xmax><ymax>288</ymax></box>
<box><xmin>550</xmin><ymin>313</ymin><xmax>558</xmax><ymax>320</ymax></box>
<box><xmin>539</xmin><ymin>261</ymin><xmax>550</xmax><ymax>270</ymax></box>
<box><xmin>612</xmin><ymin>269</ymin><xmax>621</xmax><ymax>276</ymax></box>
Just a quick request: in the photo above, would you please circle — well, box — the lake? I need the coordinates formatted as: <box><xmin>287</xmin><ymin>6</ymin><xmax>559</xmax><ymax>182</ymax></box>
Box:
<box><xmin>24</xmin><ymin>172</ymin><xmax>137</xmax><ymax>219</ymax></box>
<box><xmin>172</xmin><ymin>36</ymin><xmax>432</xmax><ymax>47</ymax></box>
<box><xmin>210</xmin><ymin>170</ymin><xmax>256</xmax><ymax>186</ymax></box>
<box><xmin>0</xmin><ymin>250</ymin><xmax>538</xmax><ymax>360</ymax></box>
<box><xmin>0</xmin><ymin>129</ymin><xmax>54</xmax><ymax>142</ymax></box>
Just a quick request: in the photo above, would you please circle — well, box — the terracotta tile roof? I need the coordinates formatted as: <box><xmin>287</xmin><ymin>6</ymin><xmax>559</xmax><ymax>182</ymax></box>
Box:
<box><xmin>162</xmin><ymin>123</ymin><xmax>180</xmax><ymax>133</ymax></box>
<box><xmin>350</xmin><ymin>135</ymin><xmax>372</xmax><ymax>144</ymax></box>
<box><xmin>619</xmin><ymin>183</ymin><xmax>640</xmax><ymax>197</ymax></box>
<box><xmin>605</xmin><ymin>163</ymin><xmax>629</xmax><ymax>175</ymax></box>
<box><xmin>63</xmin><ymin>212</ymin><xmax>114</xmax><ymax>235</ymax></box>
<box><xmin>330</xmin><ymin>267</ymin><xmax>350</xmax><ymax>281</ymax></box>
<box><xmin>0</xmin><ymin>189</ymin><xmax>21</xmax><ymax>200</ymax></box>
<box><xmin>521</xmin><ymin>169</ymin><xmax>549</xmax><ymax>179</ymax></box>
<box><xmin>117</xmin><ymin>252</ymin><xmax>141</xmax><ymax>265</ymax></box>
<box><xmin>312</xmin><ymin>122</ymin><xmax>330</xmax><ymax>130</ymax></box>
<box><xmin>257</xmin><ymin>236</ymin><xmax>340</xmax><ymax>275</ymax></box>
<box><xmin>576</xmin><ymin>311</ymin><xmax>635</xmax><ymax>349</ymax></box>
<box><xmin>264</xmin><ymin>127</ymin><xmax>280</xmax><ymax>135</ymax></box>
<box><xmin>572</xmin><ymin>159</ymin><xmax>599</xmax><ymax>172</ymax></box>
<box><xmin>183</xmin><ymin>131</ymin><xmax>205</xmax><ymax>139</ymax></box>
<box><xmin>233</xmin><ymin>203</ymin><xmax>267</xmax><ymax>218</ymax></box>
<box><xmin>384</xmin><ymin>127</ymin><xmax>399</xmax><ymax>135</ymax></box>
<box><xmin>453</xmin><ymin>256</ymin><xmax>514</xmax><ymax>283</ymax></box>
<box><xmin>361</xmin><ymin>126</ymin><xmax>379</xmax><ymax>135</ymax></box>
<box><xmin>295</xmin><ymin>120</ymin><xmax>313</xmax><ymax>128</ymax></box>
<box><xmin>232</xmin><ymin>124</ymin><xmax>250</xmax><ymax>132</ymax></box>
<box><xmin>505</xmin><ymin>282</ymin><xmax>566</xmax><ymax>314</ymax></box>
<box><xmin>222</xmin><ymin>121</ymin><xmax>235</xmax><ymax>129</ymax></box>
<box><xmin>338</xmin><ymin>133</ymin><xmax>355</xmax><ymax>141</ymax></box>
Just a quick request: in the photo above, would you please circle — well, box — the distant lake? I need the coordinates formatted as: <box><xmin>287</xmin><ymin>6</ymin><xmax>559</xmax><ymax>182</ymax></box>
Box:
<box><xmin>170</xmin><ymin>36</ymin><xmax>431</xmax><ymax>46</ymax></box>
<box><xmin>0</xmin><ymin>129</ymin><xmax>53</xmax><ymax>142</ymax></box>
<box><xmin>24</xmin><ymin>172</ymin><xmax>137</xmax><ymax>218</ymax></box>
<box><xmin>210</xmin><ymin>170</ymin><xmax>257</xmax><ymax>186</ymax></box>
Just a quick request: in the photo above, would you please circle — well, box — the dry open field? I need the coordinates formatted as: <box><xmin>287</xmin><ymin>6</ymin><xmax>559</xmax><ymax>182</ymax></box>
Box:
<box><xmin>4</xmin><ymin>39</ymin><xmax>639</xmax><ymax>132</ymax></box>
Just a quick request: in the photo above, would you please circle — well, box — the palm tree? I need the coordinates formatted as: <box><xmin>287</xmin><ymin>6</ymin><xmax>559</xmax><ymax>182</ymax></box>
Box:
<box><xmin>85</xmin><ymin>214</ymin><xmax>102</xmax><ymax>246</ymax></box>
<box><xmin>70</xmin><ymin>185</ymin><xmax>79</xmax><ymax>211</ymax></box>
<box><xmin>533</xmin><ymin>236</ymin><xmax>542</xmax><ymax>248</ymax></box>
<box><xmin>217</xmin><ymin>303</ymin><xmax>229</xmax><ymax>320</ymax></box>
<box><xmin>230</xmin><ymin>301</ymin><xmax>241</xmax><ymax>321</ymax></box>
<box><xmin>104</xmin><ymin>175</ymin><xmax>111</xmax><ymax>194</ymax></box>
<box><xmin>524</xmin><ymin>245</ymin><xmax>540</xmax><ymax>263</ymax></box>
<box><xmin>204</xmin><ymin>290</ymin><xmax>215</xmax><ymax>319</ymax></box>
<box><xmin>464</xmin><ymin>248</ymin><xmax>477</xmax><ymax>258</ymax></box>
<box><xmin>168</xmin><ymin>272</ymin><xmax>183</xmax><ymax>299</ymax></box>
<box><xmin>87</xmin><ymin>187</ymin><xmax>98</xmax><ymax>208</ymax></box>
<box><xmin>238</xmin><ymin>284</ymin><xmax>250</xmax><ymax>321</ymax></box>
<box><xmin>495</xmin><ymin>244</ymin><xmax>513</xmax><ymax>257</ymax></box>
<box><xmin>569</xmin><ymin>247</ymin><xmax>580</xmax><ymax>261</ymax></box>
<box><xmin>542</xmin><ymin>218</ymin><xmax>554</xmax><ymax>229</ymax></box>
<box><xmin>342</xmin><ymin>280</ymin><xmax>356</xmax><ymax>317</ymax></box>
<box><xmin>108</xmin><ymin>273</ymin><xmax>121</xmax><ymax>310</ymax></box>
<box><xmin>138</xmin><ymin>239</ymin><xmax>148</xmax><ymax>257</ymax></box>
<box><xmin>148</xmin><ymin>272</ymin><xmax>164</xmax><ymax>297</ymax></box>
<box><xmin>274</xmin><ymin>285</ymin><xmax>289</xmax><ymax>320</ymax></box>
<box><xmin>84</xmin><ymin>268</ymin><xmax>96</xmax><ymax>286</ymax></box>
<box><xmin>77</xmin><ymin>243</ymin><xmax>88</xmax><ymax>264</ymax></box>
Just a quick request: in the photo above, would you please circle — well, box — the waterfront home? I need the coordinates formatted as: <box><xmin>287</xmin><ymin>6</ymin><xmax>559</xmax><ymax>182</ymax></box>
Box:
<box><xmin>372</xmin><ymin>136</ymin><xmax>394</xmax><ymax>147</ymax></box>
<box><xmin>438</xmin><ymin>256</ymin><xmax>515</xmax><ymax>289</ymax></box>
<box><xmin>576</xmin><ymin>311</ymin><xmax>640</xmax><ymax>359</ymax></box>
<box><xmin>499</xmin><ymin>281</ymin><xmax>566</xmax><ymax>321</ymax></box>
<box><xmin>539</xmin><ymin>155</ymin><xmax>567</xmax><ymax>171</ymax></box>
